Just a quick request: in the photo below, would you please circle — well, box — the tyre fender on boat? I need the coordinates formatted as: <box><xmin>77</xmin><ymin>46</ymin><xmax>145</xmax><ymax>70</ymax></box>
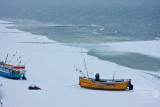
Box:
<box><xmin>128</xmin><ymin>79</ymin><xmax>133</xmax><ymax>90</ymax></box>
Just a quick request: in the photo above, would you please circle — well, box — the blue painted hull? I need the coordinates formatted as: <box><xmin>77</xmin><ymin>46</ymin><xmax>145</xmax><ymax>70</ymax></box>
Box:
<box><xmin>0</xmin><ymin>70</ymin><xmax>23</xmax><ymax>79</ymax></box>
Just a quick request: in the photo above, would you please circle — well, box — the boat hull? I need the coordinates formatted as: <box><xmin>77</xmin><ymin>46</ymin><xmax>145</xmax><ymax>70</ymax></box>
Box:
<box><xmin>79</xmin><ymin>77</ymin><xmax>129</xmax><ymax>90</ymax></box>
<box><xmin>0</xmin><ymin>70</ymin><xmax>23</xmax><ymax>79</ymax></box>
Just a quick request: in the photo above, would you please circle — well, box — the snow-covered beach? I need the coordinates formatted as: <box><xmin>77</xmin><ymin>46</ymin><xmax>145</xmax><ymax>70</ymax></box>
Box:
<box><xmin>0</xmin><ymin>20</ymin><xmax>160</xmax><ymax>107</ymax></box>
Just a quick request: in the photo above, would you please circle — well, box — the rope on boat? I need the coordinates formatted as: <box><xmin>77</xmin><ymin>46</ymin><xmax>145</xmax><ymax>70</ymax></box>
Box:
<box><xmin>8</xmin><ymin>52</ymin><xmax>17</xmax><ymax>63</ymax></box>
<box><xmin>65</xmin><ymin>84</ymin><xmax>79</xmax><ymax>87</ymax></box>
<box><xmin>74</xmin><ymin>65</ymin><xmax>86</xmax><ymax>78</ymax></box>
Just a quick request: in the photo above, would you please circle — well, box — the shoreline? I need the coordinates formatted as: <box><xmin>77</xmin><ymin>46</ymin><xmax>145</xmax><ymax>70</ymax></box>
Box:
<box><xmin>0</xmin><ymin>20</ymin><xmax>160</xmax><ymax>107</ymax></box>
<box><xmin>1</xmin><ymin>18</ymin><xmax>160</xmax><ymax>72</ymax></box>
<box><xmin>1</xmin><ymin>19</ymin><xmax>160</xmax><ymax>72</ymax></box>
<box><xmin>2</xmin><ymin>20</ymin><xmax>160</xmax><ymax>72</ymax></box>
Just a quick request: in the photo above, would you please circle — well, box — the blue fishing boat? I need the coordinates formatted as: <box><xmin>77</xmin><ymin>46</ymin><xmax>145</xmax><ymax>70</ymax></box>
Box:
<box><xmin>0</xmin><ymin>67</ymin><xmax>23</xmax><ymax>79</ymax></box>
<box><xmin>0</xmin><ymin>53</ymin><xmax>27</xmax><ymax>79</ymax></box>
<box><xmin>0</xmin><ymin>63</ymin><xmax>26</xmax><ymax>79</ymax></box>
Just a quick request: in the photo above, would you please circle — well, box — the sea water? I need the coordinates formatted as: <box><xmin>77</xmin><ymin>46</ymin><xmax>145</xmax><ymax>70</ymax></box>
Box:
<box><xmin>0</xmin><ymin>0</ymin><xmax>160</xmax><ymax>71</ymax></box>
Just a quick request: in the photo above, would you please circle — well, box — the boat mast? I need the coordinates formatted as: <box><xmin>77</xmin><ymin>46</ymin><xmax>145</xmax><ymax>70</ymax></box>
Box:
<box><xmin>112</xmin><ymin>71</ymin><xmax>116</xmax><ymax>81</ymax></box>
<box><xmin>83</xmin><ymin>58</ymin><xmax>89</xmax><ymax>79</ymax></box>
<box><xmin>4</xmin><ymin>54</ymin><xmax>8</xmax><ymax>64</ymax></box>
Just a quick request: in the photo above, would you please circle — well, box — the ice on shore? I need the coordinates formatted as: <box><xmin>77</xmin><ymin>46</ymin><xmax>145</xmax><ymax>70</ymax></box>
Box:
<box><xmin>0</xmin><ymin>20</ymin><xmax>160</xmax><ymax>107</ymax></box>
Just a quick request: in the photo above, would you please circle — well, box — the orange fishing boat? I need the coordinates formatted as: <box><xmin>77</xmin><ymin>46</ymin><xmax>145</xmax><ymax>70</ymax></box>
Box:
<box><xmin>79</xmin><ymin>76</ymin><xmax>133</xmax><ymax>90</ymax></box>
<box><xmin>74</xmin><ymin>64</ymin><xmax>133</xmax><ymax>90</ymax></box>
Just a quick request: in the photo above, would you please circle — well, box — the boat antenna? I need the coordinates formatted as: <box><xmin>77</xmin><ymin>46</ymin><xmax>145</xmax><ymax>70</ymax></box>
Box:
<box><xmin>8</xmin><ymin>52</ymin><xmax>17</xmax><ymax>63</ymax></box>
<box><xmin>83</xmin><ymin>58</ymin><xmax>89</xmax><ymax>79</ymax></box>
<box><xmin>4</xmin><ymin>54</ymin><xmax>9</xmax><ymax>64</ymax></box>
<box><xmin>112</xmin><ymin>71</ymin><xmax>116</xmax><ymax>81</ymax></box>
<box><xmin>90</xmin><ymin>72</ymin><xmax>92</xmax><ymax>78</ymax></box>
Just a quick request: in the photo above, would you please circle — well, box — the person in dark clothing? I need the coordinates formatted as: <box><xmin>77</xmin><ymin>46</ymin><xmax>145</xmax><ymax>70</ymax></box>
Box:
<box><xmin>95</xmin><ymin>73</ymin><xmax>100</xmax><ymax>81</ymax></box>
